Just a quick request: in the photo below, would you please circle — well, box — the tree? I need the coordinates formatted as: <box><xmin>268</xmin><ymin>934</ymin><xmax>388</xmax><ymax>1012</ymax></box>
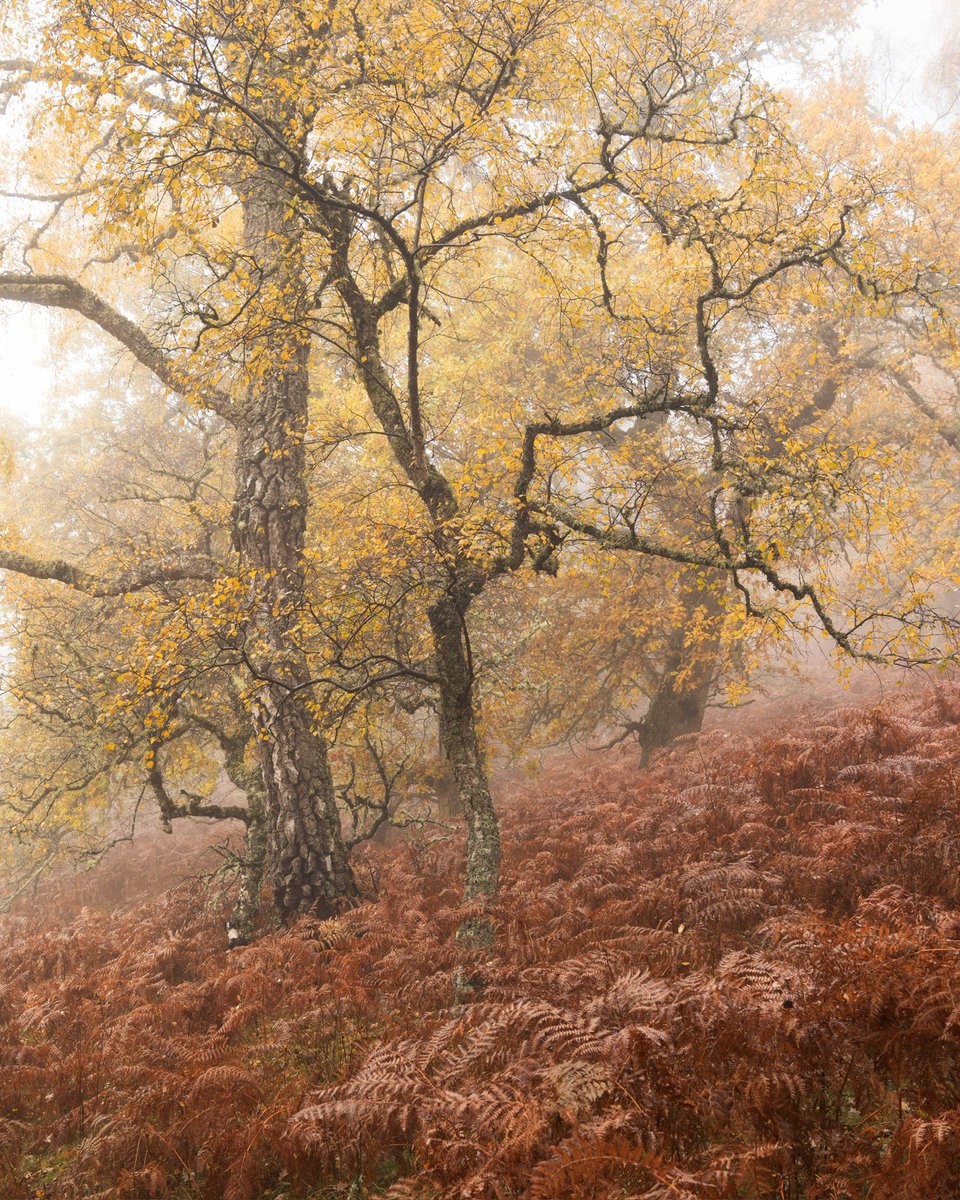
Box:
<box><xmin>1</xmin><ymin>0</ymin><xmax>958</xmax><ymax>944</ymax></box>
<box><xmin>0</xmin><ymin>0</ymin><xmax>364</xmax><ymax>921</ymax></box>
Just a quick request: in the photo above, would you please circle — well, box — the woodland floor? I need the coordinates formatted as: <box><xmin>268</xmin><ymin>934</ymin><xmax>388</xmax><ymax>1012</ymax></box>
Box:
<box><xmin>3</xmin><ymin>686</ymin><xmax>960</xmax><ymax>1199</ymax></box>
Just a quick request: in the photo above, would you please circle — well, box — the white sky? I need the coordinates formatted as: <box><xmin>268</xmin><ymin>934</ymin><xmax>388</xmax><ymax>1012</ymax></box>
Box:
<box><xmin>0</xmin><ymin>0</ymin><xmax>950</xmax><ymax>427</ymax></box>
<box><xmin>855</xmin><ymin>0</ymin><xmax>949</xmax><ymax>120</ymax></box>
<box><xmin>1</xmin><ymin>308</ymin><xmax>52</xmax><ymax>424</ymax></box>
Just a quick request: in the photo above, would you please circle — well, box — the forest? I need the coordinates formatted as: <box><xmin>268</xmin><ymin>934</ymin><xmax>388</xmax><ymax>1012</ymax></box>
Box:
<box><xmin>1</xmin><ymin>0</ymin><xmax>960</xmax><ymax>1195</ymax></box>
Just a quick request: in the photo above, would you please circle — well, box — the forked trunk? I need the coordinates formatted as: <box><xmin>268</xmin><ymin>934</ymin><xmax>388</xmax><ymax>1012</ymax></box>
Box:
<box><xmin>428</xmin><ymin>598</ymin><xmax>501</xmax><ymax>943</ymax></box>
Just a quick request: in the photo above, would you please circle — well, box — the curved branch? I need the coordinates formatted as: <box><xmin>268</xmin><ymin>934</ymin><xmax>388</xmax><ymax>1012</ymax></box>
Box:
<box><xmin>0</xmin><ymin>273</ymin><xmax>234</xmax><ymax>418</ymax></box>
<box><xmin>0</xmin><ymin>548</ymin><xmax>217</xmax><ymax>596</ymax></box>
<box><xmin>540</xmin><ymin>500</ymin><xmax>956</xmax><ymax>667</ymax></box>
<box><xmin>148</xmin><ymin>762</ymin><xmax>249</xmax><ymax>830</ymax></box>
<box><xmin>494</xmin><ymin>390</ymin><xmax>681</xmax><ymax>577</ymax></box>
<box><xmin>888</xmin><ymin>366</ymin><xmax>960</xmax><ymax>454</ymax></box>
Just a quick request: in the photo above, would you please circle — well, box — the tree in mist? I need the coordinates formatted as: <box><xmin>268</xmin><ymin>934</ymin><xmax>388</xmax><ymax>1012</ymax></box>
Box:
<box><xmin>0</xmin><ymin>0</ymin><xmax>958</xmax><ymax>944</ymax></box>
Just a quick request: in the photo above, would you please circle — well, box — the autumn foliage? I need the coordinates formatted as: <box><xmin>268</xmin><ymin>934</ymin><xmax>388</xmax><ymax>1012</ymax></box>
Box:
<box><xmin>0</xmin><ymin>686</ymin><xmax>958</xmax><ymax>1198</ymax></box>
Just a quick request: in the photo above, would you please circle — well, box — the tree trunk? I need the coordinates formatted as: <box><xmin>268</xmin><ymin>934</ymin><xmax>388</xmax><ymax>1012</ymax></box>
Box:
<box><xmin>638</xmin><ymin>641</ymin><xmax>716</xmax><ymax>762</ymax></box>
<box><xmin>227</xmin><ymin>788</ymin><xmax>268</xmax><ymax>947</ymax></box>
<box><xmin>637</xmin><ymin>583</ymin><xmax>724</xmax><ymax>763</ymax></box>
<box><xmin>428</xmin><ymin>598</ymin><xmax>501</xmax><ymax>943</ymax></box>
<box><xmin>233</xmin><ymin>165</ymin><xmax>357</xmax><ymax>921</ymax></box>
<box><xmin>216</xmin><ymin>731</ymin><xmax>268</xmax><ymax>946</ymax></box>
<box><xmin>324</xmin><ymin>168</ymin><xmax>503</xmax><ymax>936</ymax></box>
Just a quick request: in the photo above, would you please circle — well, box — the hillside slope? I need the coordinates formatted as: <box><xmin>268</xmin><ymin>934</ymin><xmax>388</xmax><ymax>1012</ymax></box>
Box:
<box><xmin>3</xmin><ymin>687</ymin><xmax>960</xmax><ymax>1199</ymax></box>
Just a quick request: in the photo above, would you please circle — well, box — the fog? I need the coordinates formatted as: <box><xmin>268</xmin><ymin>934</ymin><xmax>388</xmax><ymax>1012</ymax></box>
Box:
<box><xmin>2</xmin><ymin>3</ymin><xmax>960</xmax><ymax>1194</ymax></box>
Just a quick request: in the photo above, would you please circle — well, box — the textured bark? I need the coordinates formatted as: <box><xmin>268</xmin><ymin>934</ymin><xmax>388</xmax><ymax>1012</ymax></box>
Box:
<box><xmin>219</xmin><ymin>736</ymin><xmax>269</xmax><ymax>946</ymax></box>
<box><xmin>226</xmin><ymin>791</ymin><xmax>267</xmax><ymax>947</ymax></box>
<box><xmin>0</xmin><ymin>547</ymin><xmax>215</xmax><ymax>595</ymax></box>
<box><xmin>428</xmin><ymin>598</ymin><xmax>501</xmax><ymax>944</ymax></box>
<box><xmin>234</xmin><ymin>164</ymin><xmax>357</xmax><ymax>921</ymax></box>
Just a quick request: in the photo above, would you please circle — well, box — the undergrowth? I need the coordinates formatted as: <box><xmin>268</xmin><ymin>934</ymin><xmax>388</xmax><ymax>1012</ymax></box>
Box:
<box><xmin>3</xmin><ymin>686</ymin><xmax>960</xmax><ymax>1198</ymax></box>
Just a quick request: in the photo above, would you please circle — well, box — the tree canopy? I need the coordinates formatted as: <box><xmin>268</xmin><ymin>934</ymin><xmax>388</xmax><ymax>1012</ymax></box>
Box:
<box><xmin>0</xmin><ymin>0</ymin><xmax>959</xmax><ymax>940</ymax></box>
